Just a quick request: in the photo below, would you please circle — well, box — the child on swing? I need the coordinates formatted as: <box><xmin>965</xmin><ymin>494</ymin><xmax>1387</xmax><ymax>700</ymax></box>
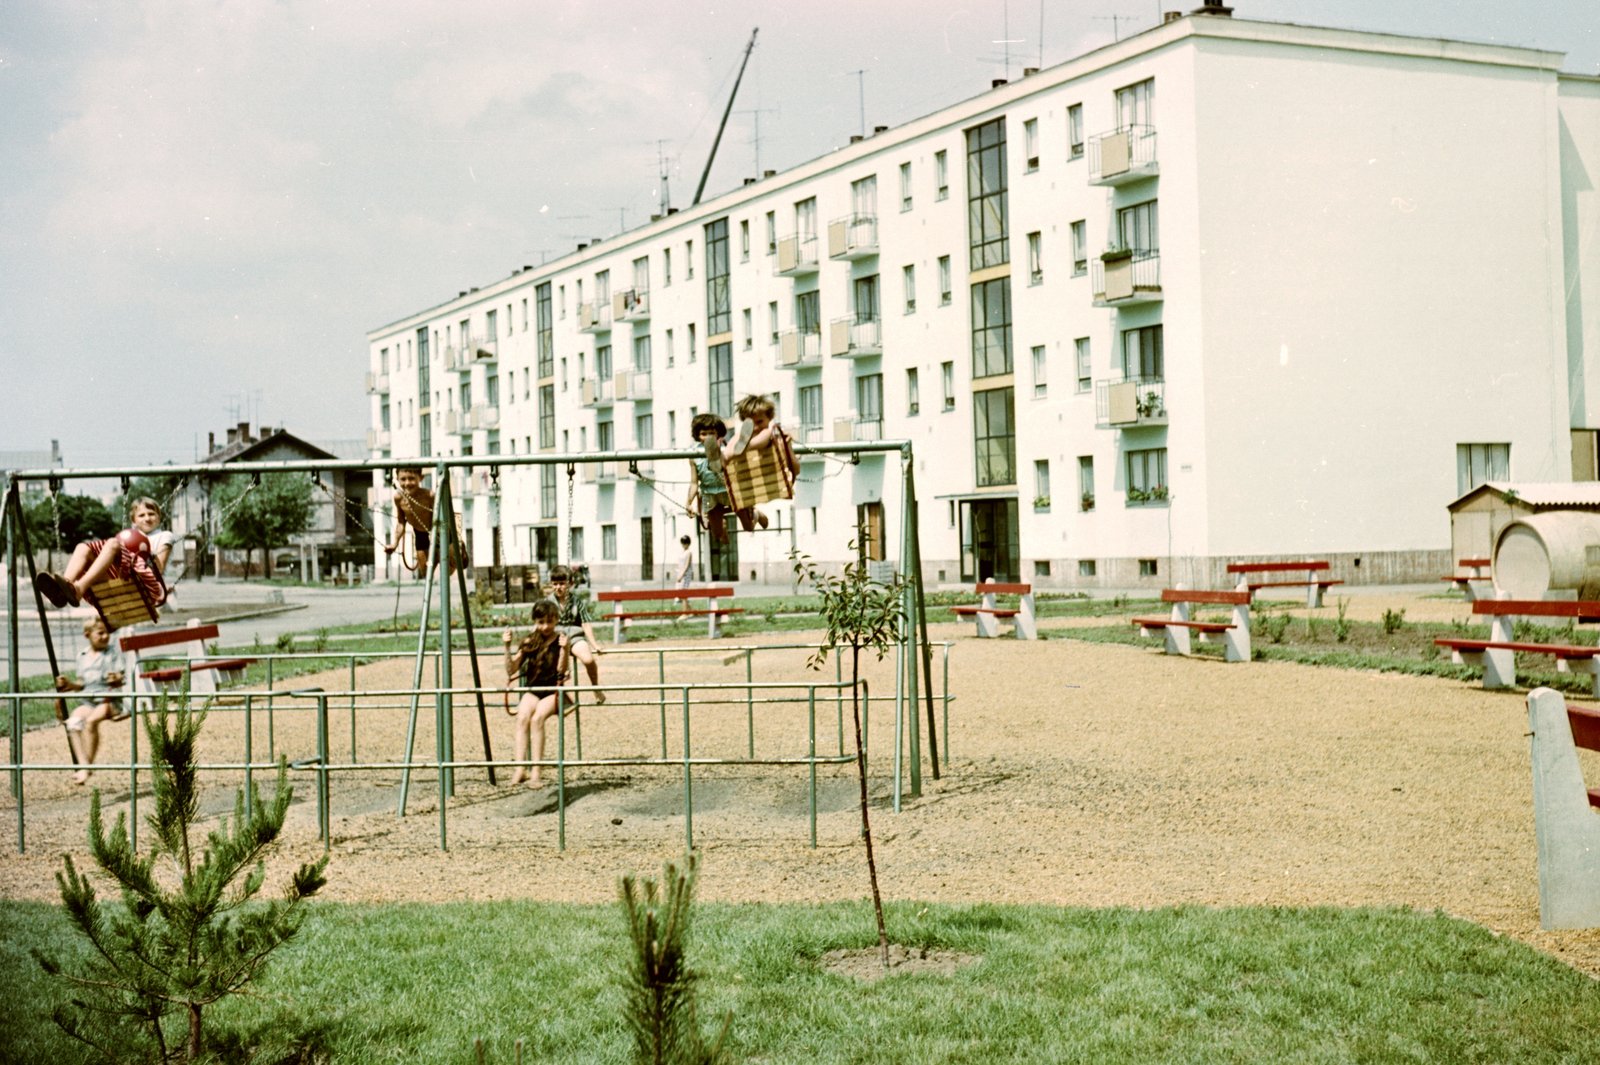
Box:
<box><xmin>545</xmin><ymin>565</ymin><xmax>604</xmax><ymax>703</ymax></box>
<box><xmin>690</xmin><ymin>397</ymin><xmax>798</xmax><ymax>542</ymax></box>
<box><xmin>34</xmin><ymin>497</ymin><xmax>172</xmax><ymax>610</ymax></box>
<box><xmin>502</xmin><ymin>599</ymin><xmax>570</xmax><ymax>787</ymax></box>
<box><xmin>383</xmin><ymin>467</ymin><xmax>455</xmax><ymax>575</ymax></box>
<box><xmin>54</xmin><ymin>617</ymin><xmax>127</xmax><ymax>786</ymax></box>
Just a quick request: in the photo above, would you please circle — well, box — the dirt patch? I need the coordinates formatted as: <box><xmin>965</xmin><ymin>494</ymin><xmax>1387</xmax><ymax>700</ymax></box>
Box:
<box><xmin>820</xmin><ymin>945</ymin><xmax>982</xmax><ymax>984</ymax></box>
<box><xmin>6</xmin><ymin>606</ymin><xmax>1600</xmax><ymax>980</ymax></box>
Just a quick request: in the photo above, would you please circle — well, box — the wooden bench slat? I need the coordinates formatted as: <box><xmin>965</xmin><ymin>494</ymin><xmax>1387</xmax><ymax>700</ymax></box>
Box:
<box><xmin>1569</xmin><ymin>706</ymin><xmax>1600</xmax><ymax>753</ymax></box>
<box><xmin>1470</xmin><ymin>600</ymin><xmax>1600</xmax><ymax>619</ymax></box>
<box><xmin>1133</xmin><ymin>618</ymin><xmax>1235</xmax><ymax>632</ymax></box>
<box><xmin>609</xmin><ymin>608</ymin><xmax>745</xmax><ymax>620</ymax></box>
<box><xmin>1434</xmin><ymin>638</ymin><xmax>1600</xmax><ymax>658</ymax></box>
<box><xmin>120</xmin><ymin>624</ymin><xmax>221</xmax><ymax>652</ymax></box>
<box><xmin>1161</xmin><ymin>589</ymin><xmax>1251</xmax><ymax>605</ymax></box>
<box><xmin>1458</xmin><ymin>558</ymin><xmax>1491</xmax><ymax>568</ymax></box>
<box><xmin>967</xmin><ymin>583</ymin><xmax>1032</xmax><ymax>595</ymax></box>
<box><xmin>596</xmin><ymin>588</ymin><xmax>736</xmax><ymax>602</ymax></box>
<box><xmin>951</xmin><ymin>607</ymin><xmax>1021</xmax><ymax>618</ymax></box>
<box><xmin>1226</xmin><ymin>562</ymin><xmax>1331</xmax><ymax>574</ymax></box>
<box><xmin>1247</xmin><ymin>579</ymin><xmax>1344</xmax><ymax>589</ymax></box>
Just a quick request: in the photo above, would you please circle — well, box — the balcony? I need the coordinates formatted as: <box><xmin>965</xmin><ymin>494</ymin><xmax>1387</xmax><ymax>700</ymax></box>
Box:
<box><xmin>583</xmin><ymin>460</ymin><xmax>616</xmax><ymax>484</ymax></box>
<box><xmin>472</xmin><ymin>336</ymin><xmax>498</xmax><ymax>361</ymax></box>
<box><xmin>1087</xmin><ymin>124</ymin><xmax>1159</xmax><ymax>185</ymax></box>
<box><xmin>580</xmin><ymin>376</ymin><xmax>615</xmax><ymax>408</ymax></box>
<box><xmin>614</xmin><ymin>370</ymin><xmax>652</xmax><ymax>401</ymax></box>
<box><xmin>442</xmin><ymin>409</ymin><xmax>460</xmax><ymax>434</ymax></box>
<box><xmin>778</xmin><ymin>328</ymin><xmax>823</xmax><ymax>368</ymax></box>
<box><xmin>366</xmin><ymin>372</ymin><xmax>390</xmax><ymax>394</ymax></box>
<box><xmin>365</xmin><ymin>428</ymin><xmax>391</xmax><ymax>450</ymax></box>
<box><xmin>1094</xmin><ymin>377</ymin><xmax>1166</xmax><ymax>429</ymax></box>
<box><xmin>832</xmin><ymin>415</ymin><xmax>883</xmax><ymax>442</ymax></box>
<box><xmin>443</xmin><ymin>345</ymin><xmax>462</xmax><ymax>370</ymax></box>
<box><xmin>827</xmin><ymin>215</ymin><xmax>878</xmax><ymax>260</ymax></box>
<box><xmin>829</xmin><ymin>316</ymin><xmax>882</xmax><ymax>358</ymax></box>
<box><xmin>613</xmin><ymin>289</ymin><xmax>650</xmax><ymax>322</ymax></box>
<box><xmin>798</xmin><ymin>424</ymin><xmax>826</xmax><ymax>450</ymax></box>
<box><xmin>1091</xmin><ymin>251</ymin><xmax>1162</xmax><ymax>306</ymax></box>
<box><xmin>775</xmin><ymin>235</ymin><xmax>820</xmax><ymax>276</ymax></box>
<box><xmin>578</xmin><ymin>301</ymin><xmax>612</xmax><ymax>333</ymax></box>
<box><xmin>469</xmin><ymin>405</ymin><xmax>500</xmax><ymax>430</ymax></box>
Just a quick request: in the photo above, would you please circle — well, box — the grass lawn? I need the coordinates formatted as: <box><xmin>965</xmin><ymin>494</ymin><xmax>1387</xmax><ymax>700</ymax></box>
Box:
<box><xmin>3</xmin><ymin>899</ymin><xmax>1598</xmax><ymax>1064</ymax></box>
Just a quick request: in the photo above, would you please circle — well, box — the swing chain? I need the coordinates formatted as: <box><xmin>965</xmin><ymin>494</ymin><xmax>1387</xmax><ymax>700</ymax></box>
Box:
<box><xmin>565</xmin><ymin>464</ymin><xmax>576</xmax><ymax>566</ymax></box>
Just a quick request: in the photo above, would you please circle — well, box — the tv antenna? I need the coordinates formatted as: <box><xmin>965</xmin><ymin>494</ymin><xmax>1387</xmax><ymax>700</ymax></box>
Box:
<box><xmin>653</xmin><ymin>139</ymin><xmax>673</xmax><ymax>213</ymax></box>
<box><xmin>844</xmin><ymin>69</ymin><xmax>868</xmax><ymax>137</ymax></box>
<box><xmin>1092</xmin><ymin>14</ymin><xmax>1143</xmax><ymax>42</ymax></box>
<box><xmin>735</xmin><ymin>106</ymin><xmax>780</xmax><ymax>176</ymax></box>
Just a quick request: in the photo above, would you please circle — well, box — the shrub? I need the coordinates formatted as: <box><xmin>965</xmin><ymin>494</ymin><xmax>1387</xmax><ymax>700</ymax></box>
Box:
<box><xmin>1335</xmin><ymin>598</ymin><xmax>1351</xmax><ymax>643</ymax></box>
<box><xmin>1266</xmin><ymin>613</ymin><xmax>1291</xmax><ymax>643</ymax></box>
<box><xmin>1382</xmin><ymin>608</ymin><xmax>1406</xmax><ymax>635</ymax></box>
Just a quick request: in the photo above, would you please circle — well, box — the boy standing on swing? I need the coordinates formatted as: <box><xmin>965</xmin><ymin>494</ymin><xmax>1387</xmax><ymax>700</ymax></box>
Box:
<box><xmin>384</xmin><ymin>467</ymin><xmax>452</xmax><ymax>575</ymax></box>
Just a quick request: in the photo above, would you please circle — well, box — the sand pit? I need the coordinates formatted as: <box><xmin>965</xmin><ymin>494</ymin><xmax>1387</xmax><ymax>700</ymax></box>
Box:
<box><xmin>5</xmin><ymin>611</ymin><xmax>1600</xmax><ymax>977</ymax></box>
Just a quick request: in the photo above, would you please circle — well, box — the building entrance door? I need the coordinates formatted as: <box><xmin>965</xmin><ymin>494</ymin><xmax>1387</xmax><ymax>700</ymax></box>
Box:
<box><xmin>959</xmin><ymin>499</ymin><xmax>1019</xmax><ymax>583</ymax></box>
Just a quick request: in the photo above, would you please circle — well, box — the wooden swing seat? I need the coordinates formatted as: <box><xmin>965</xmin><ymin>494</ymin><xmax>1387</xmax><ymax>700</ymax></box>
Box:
<box><xmin>723</xmin><ymin>430</ymin><xmax>797</xmax><ymax>511</ymax></box>
<box><xmin>86</xmin><ymin>577</ymin><xmax>160</xmax><ymax>631</ymax></box>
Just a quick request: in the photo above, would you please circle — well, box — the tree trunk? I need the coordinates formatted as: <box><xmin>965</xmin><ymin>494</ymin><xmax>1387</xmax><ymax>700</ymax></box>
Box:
<box><xmin>185</xmin><ymin>1000</ymin><xmax>203</xmax><ymax>1062</ymax></box>
<box><xmin>851</xmin><ymin>642</ymin><xmax>890</xmax><ymax>966</ymax></box>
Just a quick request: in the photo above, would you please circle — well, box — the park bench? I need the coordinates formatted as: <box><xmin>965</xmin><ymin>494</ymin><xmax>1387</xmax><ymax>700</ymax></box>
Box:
<box><xmin>120</xmin><ymin>622</ymin><xmax>255</xmax><ymax>696</ymax></box>
<box><xmin>1226</xmin><ymin>561</ymin><xmax>1343</xmax><ymax>608</ymax></box>
<box><xmin>1130</xmin><ymin>584</ymin><xmax>1252</xmax><ymax>662</ymax></box>
<box><xmin>1434</xmin><ymin>596</ymin><xmax>1600</xmax><ymax>692</ymax></box>
<box><xmin>1526</xmin><ymin>687</ymin><xmax>1600</xmax><ymax>929</ymax></box>
<box><xmin>595</xmin><ymin>586</ymin><xmax>743</xmax><ymax>642</ymax></box>
<box><xmin>949</xmin><ymin>580</ymin><xmax>1037</xmax><ymax>639</ymax></box>
<box><xmin>1439</xmin><ymin>557</ymin><xmax>1492</xmax><ymax>601</ymax></box>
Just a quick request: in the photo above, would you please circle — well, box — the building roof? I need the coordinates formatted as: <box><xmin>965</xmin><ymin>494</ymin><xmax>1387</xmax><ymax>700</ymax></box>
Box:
<box><xmin>1448</xmin><ymin>482</ymin><xmax>1600</xmax><ymax>510</ymax></box>
<box><xmin>204</xmin><ymin>429</ymin><xmax>338</xmax><ymax>466</ymax></box>
<box><xmin>310</xmin><ymin>439</ymin><xmax>368</xmax><ymax>462</ymax></box>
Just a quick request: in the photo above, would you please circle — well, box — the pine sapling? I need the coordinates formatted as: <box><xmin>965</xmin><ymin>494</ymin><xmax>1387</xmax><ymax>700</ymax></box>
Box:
<box><xmin>34</xmin><ymin>694</ymin><xmax>328</xmax><ymax>1064</ymax></box>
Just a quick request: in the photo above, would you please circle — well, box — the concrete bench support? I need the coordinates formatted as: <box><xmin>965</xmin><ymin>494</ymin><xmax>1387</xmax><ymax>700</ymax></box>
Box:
<box><xmin>1528</xmin><ymin>687</ymin><xmax>1600</xmax><ymax>929</ymax></box>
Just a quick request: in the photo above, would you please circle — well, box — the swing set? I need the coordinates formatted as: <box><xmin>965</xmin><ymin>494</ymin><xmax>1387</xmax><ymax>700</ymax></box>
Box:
<box><xmin>4</xmin><ymin>439</ymin><xmax>942</xmax><ymax>852</ymax></box>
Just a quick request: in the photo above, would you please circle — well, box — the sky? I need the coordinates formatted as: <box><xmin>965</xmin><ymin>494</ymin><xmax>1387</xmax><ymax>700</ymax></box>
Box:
<box><xmin>1</xmin><ymin>0</ymin><xmax>1595</xmax><ymax>471</ymax></box>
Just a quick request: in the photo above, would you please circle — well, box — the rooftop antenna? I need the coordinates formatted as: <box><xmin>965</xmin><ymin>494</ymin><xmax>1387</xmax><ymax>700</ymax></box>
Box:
<box><xmin>1092</xmin><ymin>13</ymin><xmax>1143</xmax><ymax>42</ymax></box>
<box><xmin>735</xmin><ymin>106</ymin><xmax>780</xmax><ymax>176</ymax></box>
<box><xmin>845</xmin><ymin>69</ymin><xmax>868</xmax><ymax>137</ymax></box>
<box><xmin>693</xmin><ymin>27</ymin><xmax>759</xmax><ymax>207</ymax></box>
<box><xmin>654</xmin><ymin>139</ymin><xmax>673</xmax><ymax>213</ymax></box>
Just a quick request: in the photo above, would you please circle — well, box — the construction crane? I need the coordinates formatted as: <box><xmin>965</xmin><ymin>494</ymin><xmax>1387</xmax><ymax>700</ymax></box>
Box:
<box><xmin>693</xmin><ymin>28</ymin><xmax>759</xmax><ymax>207</ymax></box>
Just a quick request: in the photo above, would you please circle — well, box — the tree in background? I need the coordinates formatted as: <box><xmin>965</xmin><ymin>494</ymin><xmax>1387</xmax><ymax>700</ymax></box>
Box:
<box><xmin>23</xmin><ymin>494</ymin><xmax>118</xmax><ymax>570</ymax></box>
<box><xmin>212</xmin><ymin>473</ymin><xmax>313</xmax><ymax>581</ymax></box>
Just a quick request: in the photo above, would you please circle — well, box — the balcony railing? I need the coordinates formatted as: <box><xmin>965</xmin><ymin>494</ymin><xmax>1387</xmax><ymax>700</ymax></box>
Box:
<box><xmin>1086</xmin><ymin>124</ymin><xmax>1158</xmax><ymax>185</ymax></box>
<box><xmin>831</xmin><ymin>415</ymin><xmax>882</xmax><ymax>442</ymax></box>
<box><xmin>1091</xmin><ymin>251</ymin><xmax>1162</xmax><ymax>306</ymax></box>
<box><xmin>365</xmin><ymin>428</ymin><xmax>391</xmax><ymax>450</ymax></box>
<box><xmin>580</xmin><ymin>376</ymin><xmax>615</xmax><ymax>408</ymax></box>
<box><xmin>827</xmin><ymin>215</ymin><xmax>878</xmax><ymax>260</ymax></box>
<box><xmin>799</xmin><ymin>424</ymin><xmax>826</xmax><ymax>448</ymax></box>
<box><xmin>829</xmin><ymin>316</ymin><xmax>882</xmax><ymax>358</ymax></box>
<box><xmin>613</xmin><ymin>289</ymin><xmax>650</xmax><ymax>321</ymax></box>
<box><xmin>778</xmin><ymin>328</ymin><xmax>823</xmax><ymax>368</ymax></box>
<box><xmin>365</xmin><ymin>372</ymin><xmax>390</xmax><ymax>394</ymax></box>
<box><xmin>578</xmin><ymin>301</ymin><xmax>612</xmax><ymax>333</ymax></box>
<box><xmin>473</xmin><ymin>337</ymin><xmax>498</xmax><ymax>360</ymax></box>
<box><xmin>443</xmin><ymin>345</ymin><xmax>461</xmax><ymax>370</ymax></box>
<box><xmin>615</xmin><ymin>370</ymin><xmax>652</xmax><ymax>401</ymax></box>
<box><xmin>469</xmin><ymin>406</ymin><xmax>500</xmax><ymax>430</ymax></box>
<box><xmin>443</xmin><ymin>409</ymin><xmax>460</xmax><ymax>434</ymax></box>
<box><xmin>1094</xmin><ymin>376</ymin><xmax>1166</xmax><ymax>429</ymax></box>
<box><xmin>775</xmin><ymin>235</ymin><xmax>820</xmax><ymax>276</ymax></box>
<box><xmin>583</xmin><ymin>460</ymin><xmax>616</xmax><ymax>484</ymax></box>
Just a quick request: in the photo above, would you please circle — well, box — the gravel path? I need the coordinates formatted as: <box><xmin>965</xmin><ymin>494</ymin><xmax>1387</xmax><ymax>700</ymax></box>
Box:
<box><xmin>5</xmin><ymin>608</ymin><xmax>1599</xmax><ymax>976</ymax></box>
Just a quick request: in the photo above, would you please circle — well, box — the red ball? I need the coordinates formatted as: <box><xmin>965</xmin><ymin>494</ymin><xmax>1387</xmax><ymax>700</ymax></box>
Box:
<box><xmin>116</xmin><ymin>528</ymin><xmax>151</xmax><ymax>555</ymax></box>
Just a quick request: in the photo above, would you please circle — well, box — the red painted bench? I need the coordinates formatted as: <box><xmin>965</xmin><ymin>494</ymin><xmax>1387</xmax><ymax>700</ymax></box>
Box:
<box><xmin>1226</xmin><ymin>561</ymin><xmax>1343</xmax><ymax>608</ymax></box>
<box><xmin>949</xmin><ymin>580</ymin><xmax>1037</xmax><ymax>639</ymax></box>
<box><xmin>1131</xmin><ymin>586</ymin><xmax>1252</xmax><ymax>662</ymax></box>
<box><xmin>1435</xmin><ymin>597</ymin><xmax>1600</xmax><ymax>691</ymax></box>
<box><xmin>1440</xmin><ymin>557</ymin><xmax>1492</xmax><ymax>601</ymax></box>
<box><xmin>119</xmin><ymin>623</ymin><xmax>254</xmax><ymax>695</ymax></box>
<box><xmin>595</xmin><ymin>586</ymin><xmax>743</xmax><ymax>641</ymax></box>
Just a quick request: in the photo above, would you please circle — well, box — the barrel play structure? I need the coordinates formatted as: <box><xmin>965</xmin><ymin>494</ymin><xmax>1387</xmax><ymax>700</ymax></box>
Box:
<box><xmin>1492</xmin><ymin>512</ymin><xmax>1600</xmax><ymax>600</ymax></box>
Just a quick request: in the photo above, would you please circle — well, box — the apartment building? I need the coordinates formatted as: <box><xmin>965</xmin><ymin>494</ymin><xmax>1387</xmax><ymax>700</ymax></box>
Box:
<box><xmin>365</xmin><ymin>9</ymin><xmax>1600</xmax><ymax>589</ymax></box>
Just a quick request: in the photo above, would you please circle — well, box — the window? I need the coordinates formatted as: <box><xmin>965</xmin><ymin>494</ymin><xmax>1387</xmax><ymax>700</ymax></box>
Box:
<box><xmin>1031</xmin><ymin>345</ymin><xmax>1047</xmax><ymax>398</ymax></box>
<box><xmin>1034</xmin><ymin>459</ymin><xmax>1050</xmax><ymax>504</ymax></box>
<box><xmin>539</xmin><ymin>385</ymin><xmax>555</xmax><ymax>449</ymax></box>
<box><xmin>1121</xmin><ymin>325</ymin><xmax>1163</xmax><ymax>380</ymax></box>
<box><xmin>380</xmin><ymin>401</ymin><xmax>390</xmax><ymax>431</ymax></box>
<box><xmin>906</xmin><ymin>367</ymin><xmax>920</xmax><ymax>415</ymax></box>
<box><xmin>379</xmin><ymin>347</ymin><xmax>389</xmax><ymax>374</ymax></box>
<box><xmin>597</xmin><ymin>420</ymin><xmax>613</xmax><ymax>453</ymax></box>
<box><xmin>966</xmin><ymin>118</ymin><xmax>1009</xmax><ymax>269</ymax></box>
<box><xmin>522</xmin><ymin>298</ymin><xmax>529</xmax><ymax>331</ymax></box>
<box><xmin>948</xmin><ymin>500</ymin><xmax>957</xmax><ymax>528</ymax></box>
<box><xmin>768</xmin><ymin>301</ymin><xmax>779</xmax><ymax>344</ymax></box>
<box><xmin>460</xmin><ymin>381</ymin><xmax>471</xmax><ymax>411</ymax></box>
<box><xmin>796</xmin><ymin>290</ymin><xmax>820</xmax><ymax>334</ymax></box>
<box><xmin>971</xmin><ymin>277</ymin><xmax>1013</xmax><ymax>378</ymax></box>
<box><xmin>765</xmin><ymin>211</ymin><xmax>776</xmax><ymax>253</ymax></box>
<box><xmin>938</xmin><ymin>255</ymin><xmax>952</xmax><ymax>305</ymax></box>
<box><xmin>635</xmin><ymin>412</ymin><xmax>654</xmax><ymax>449</ymax></box>
<box><xmin>941</xmin><ymin>361</ymin><xmax>956</xmax><ymax>411</ymax></box>
<box><xmin>633</xmin><ymin>255</ymin><xmax>649</xmax><ymax>294</ymax></box>
<box><xmin>595</xmin><ymin>270</ymin><xmax>610</xmax><ymax>305</ymax></box>
<box><xmin>1067</xmin><ymin>104</ymin><xmax>1084</xmax><ymax>158</ymax></box>
<box><xmin>633</xmin><ymin>334</ymin><xmax>652</xmax><ymax>373</ymax></box>
<box><xmin>686</xmin><ymin>239</ymin><xmax>694</xmax><ymax>279</ymax></box>
<box><xmin>688</xmin><ymin>323</ymin><xmax>697</xmax><ymax>363</ymax></box>
<box><xmin>742</xmin><ymin>307</ymin><xmax>753</xmax><ymax>350</ymax></box>
<box><xmin>596</xmin><ymin>344</ymin><xmax>612</xmax><ymax>381</ymax></box>
<box><xmin>1457</xmin><ymin>443</ymin><xmax>1510</xmax><ymax>495</ymax></box>
<box><xmin>486</xmin><ymin>374</ymin><xmax>500</xmax><ymax>407</ymax></box>
<box><xmin>1027</xmin><ymin>231</ymin><xmax>1042</xmax><ymax>284</ymax></box>
<box><xmin>709</xmin><ymin>342</ymin><xmax>733</xmax><ymax>415</ymax></box>
<box><xmin>899</xmin><ymin>161</ymin><xmax>913</xmax><ymax>211</ymax></box>
<box><xmin>974</xmin><ymin>387</ymin><xmax>1016</xmax><ymax>486</ymax></box>
<box><xmin>903</xmin><ymin>265</ymin><xmax>916</xmax><ymax>313</ymax></box>
<box><xmin>1024</xmin><ymin>118</ymin><xmax>1039</xmax><ymax>171</ymax></box>
<box><xmin>704</xmin><ymin>219</ymin><xmax>729</xmax><ymax>335</ymax></box>
<box><xmin>856</xmin><ymin>373</ymin><xmax>883</xmax><ymax>431</ymax></box>
<box><xmin>540</xmin><ymin>466</ymin><xmax>557</xmax><ymax>519</ymax></box>
<box><xmin>604</xmin><ymin>524</ymin><xmax>621</xmax><ymax>562</ymax></box>
<box><xmin>740</xmin><ymin>219</ymin><xmax>750</xmax><ymax>261</ymax></box>
<box><xmin>665</xmin><ymin>410</ymin><xmax>676</xmax><ymax>444</ymax></box>
<box><xmin>560</xmin><ymin>359</ymin><xmax>567</xmax><ymax>392</ymax></box>
<box><xmin>935</xmin><ymin>149</ymin><xmax>948</xmax><ymax>200</ymax></box>
<box><xmin>1117</xmin><ymin>200</ymin><xmax>1159</xmax><ymax>255</ymax></box>
<box><xmin>1126</xmin><ymin>447</ymin><xmax>1167</xmax><ymax>503</ymax></box>
<box><xmin>854</xmin><ymin>274</ymin><xmax>879</xmax><ymax>323</ymax></box>
<box><xmin>485</xmin><ymin>308</ymin><xmax>497</xmax><ymax>339</ymax></box>
<box><xmin>1078</xmin><ymin>456</ymin><xmax>1095</xmax><ymax>511</ymax></box>
<box><xmin>851</xmin><ymin>174</ymin><xmax>878</xmax><ymax>219</ymax></box>
<box><xmin>799</xmin><ymin>384</ymin><xmax>823</xmax><ymax>432</ymax></box>
<box><xmin>664</xmin><ymin>247</ymin><xmax>672</xmax><ymax>285</ymax></box>
<box><xmin>1116</xmin><ymin>78</ymin><xmax>1154</xmax><ymax>129</ymax></box>
<box><xmin>559</xmin><ymin>285</ymin><xmax>566</xmax><ymax>318</ymax></box>
<box><xmin>536</xmin><ymin>283</ymin><xmax>553</xmax><ymax>379</ymax></box>
<box><xmin>796</xmin><ymin>197</ymin><xmax>818</xmax><ymax>240</ymax></box>
<box><xmin>665</xmin><ymin>329</ymin><xmax>675</xmax><ymax>368</ymax></box>
<box><xmin>1035</xmin><ymin>560</ymin><xmax>1052</xmax><ymax>577</ymax></box>
<box><xmin>1079</xmin><ymin>559</ymin><xmax>1096</xmax><ymax>576</ymax></box>
<box><xmin>1071</xmin><ymin>220</ymin><xmax>1087</xmax><ymax>275</ymax></box>
<box><xmin>1075</xmin><ymin>337</ymin><xmax>1091</xmax><ymax>393</ymax></box>
<box><xmin>1139</xmin><ymin>558</ymin><xmax>1159</xmax><ymax>577</ymax></box>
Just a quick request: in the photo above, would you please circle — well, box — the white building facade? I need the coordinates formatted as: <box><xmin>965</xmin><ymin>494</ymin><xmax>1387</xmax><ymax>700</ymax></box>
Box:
<box><xmin>365</xmin><ymin>12</ymin><xmax>1600</xmax><ymax>590</ymax></box>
